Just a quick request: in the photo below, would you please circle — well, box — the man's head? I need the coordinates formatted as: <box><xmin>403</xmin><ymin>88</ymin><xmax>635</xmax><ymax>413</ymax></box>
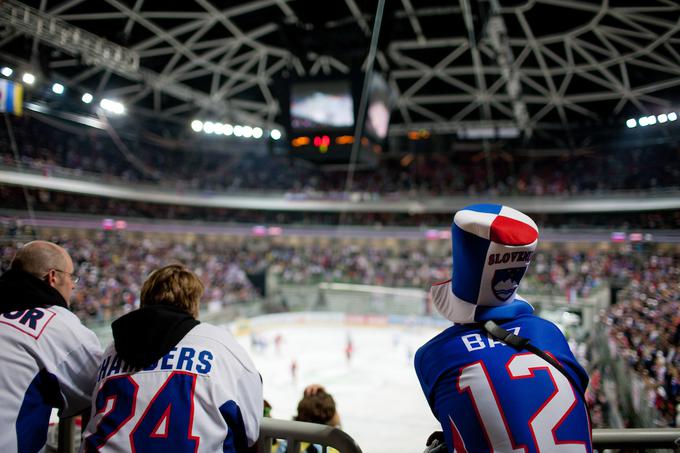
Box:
<box><xmin>295</xmin><ymin>390</ymin><xmax>340</xmax><ymax>427</ymax></box>
<box><xmin>140</xmin><ymin>264</ymin><xmax>204</xmax><ymax>318</ymax></box>
<box><xmin>11</xmin><ymin>240</ymin><xmax>76</xmax><ymax>303</ymax></box>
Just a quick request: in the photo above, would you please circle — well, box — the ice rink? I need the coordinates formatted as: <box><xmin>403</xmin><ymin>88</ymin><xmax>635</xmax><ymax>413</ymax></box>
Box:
<box><xmin>235</xmin><ymin>321</ymin><xmax>444</xmax><ymax>453</ymax></box>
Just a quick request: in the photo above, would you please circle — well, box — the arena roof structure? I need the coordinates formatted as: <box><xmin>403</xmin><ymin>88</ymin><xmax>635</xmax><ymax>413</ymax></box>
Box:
<box><xmin>0</xmin><ymin>0</ymin><xmax>678</xmax><ymax>145</ymax></box>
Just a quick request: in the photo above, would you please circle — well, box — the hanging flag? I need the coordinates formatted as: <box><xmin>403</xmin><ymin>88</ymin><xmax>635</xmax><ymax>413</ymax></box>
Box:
<box><xmin>0</xmin><ymin>79</ymin><xmax>23</xmax><ymax>115</ymax></box>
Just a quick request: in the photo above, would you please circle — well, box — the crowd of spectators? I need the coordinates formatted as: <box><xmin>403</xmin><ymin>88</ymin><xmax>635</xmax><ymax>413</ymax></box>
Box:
<box><xmin>0</xmin><ymin>234</ymin><xmax>263</xmax><ymax>323</ymax></box>
<box><xmin>522</xmin><ymin>249</ymin><xmax>636</xmax><ymax>300</ymax></box>
<box><xmin>605</xmin><ymin>253</ymin><xmax>680</xmax><ymax>427</ymax></box>
<box><xmin>1</xmin><ymin>115</ymin><xmax>679</xmax><ymax>197</ymax></box>
<box><xmin>0</xmin><ymin>230</ymin><xmax>630</xmax><ymax>323</ymax></box>
<box><xmin>0</xmin><ymin>232</ymin><xmax>453</xmax><ymax>323</ymax></box>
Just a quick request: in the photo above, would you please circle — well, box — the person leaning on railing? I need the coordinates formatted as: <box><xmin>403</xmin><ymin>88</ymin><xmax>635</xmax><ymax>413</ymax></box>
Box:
<box><xmin>81</xmin><ymin>264</ymin><xmax>263</xmax><ymax>452</ymax></box>
<box><xmin>416</xmin><ymin>204</ymin><xmax>593</xmax><ymax>453</ymax></box>
<box><xmin>0</xmin><ymin>240</ymin><xmax>103</xmax><ymax>452</ymax></box>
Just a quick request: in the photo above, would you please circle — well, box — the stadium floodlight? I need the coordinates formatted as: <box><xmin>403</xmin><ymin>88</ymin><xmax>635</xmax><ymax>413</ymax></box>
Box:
<box><xmin>203</xmin><ymin>121</ymin><xmax>215</xmax><ymax>134</ymax></box>
<box><xmin>626</xmin><ymin>118</ymin><xmax>637</xmax><ymax>128</ymax></box>
<box><xmin>1</xmin><ymin>67</ymin><xmax>13</xmax><ymax>77</ymax></box>
<box><xmin>669</xmin><ymin>112</ymin><xmax>678</xmax><ymax>121</ymax></box>
<box><xmin>81</xmin><ymin>92</ymin><xmax>93</xmax><ymax>104</ymax></box>
<box><xmin>252</xmin><ymin>127</ymin><xmax>263</xmax><ymax>139</ymax></box>
<box><xmin>22</xmin><ymin>72</ymin><xmax>35</xmax><ymax>85</ymax></box>
<box><xmin>242</xmin><ymin>125</ymin><xmax>253</xmax><ymax>138</ymax></box>
<box><xmin>657</xmin><ymin>113</ymin><xmax>668</xmax><ymax>123</ymax></box>
<box><xmin>233</xmin><ymin>125</ymin><xmax>243</xmax><ymax>137</ymax></box>
<box><xmin>270</xmin><ymin>129</ymin><xmax>282</xmax><ymax>140</ymax></box>
<box><xmin>646</xmin><ymin>115</ymin><xmax>657</xmax><ymax>125</ymax></box>
<box><xmin>214</xmin><ymin>122</ymin><xmax>225</xmax><ymax>135</ymax></box>
<box><xmin>99</xmin><ymin>98</ymin><xmax>125</xmax><ymax>114</ymax></box>
<box><xmin>51</xmin><ymin>83</ymin><xmax>64</xmax><ymax>94</ymax></box>
<box><xmin>191</xmin><ymin>120</ymin><xmax>203</xmax><ymax>132</ymax></box>
<box><xmin>223</xmin><ymin>124</ymin><xmax>233</xmax><ymax>136</ymax></box>
<box><xmin>638</xmin><ymin>116</ymin><xmax>649</xmax><ymax>127</ymax></box>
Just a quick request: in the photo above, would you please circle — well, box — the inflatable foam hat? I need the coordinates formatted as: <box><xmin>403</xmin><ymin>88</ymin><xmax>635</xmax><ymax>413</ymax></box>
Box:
<box><xmin>432</xmin><ymin>203</ymin><xmax>539</xmax><ymax>324</ymax></box>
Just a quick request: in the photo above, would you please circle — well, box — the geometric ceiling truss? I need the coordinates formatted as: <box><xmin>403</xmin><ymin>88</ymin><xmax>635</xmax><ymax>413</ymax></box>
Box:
<box><xmin>0</xmin><ymin>0</ymin><xmax>678</xmax><ymax>143</ymax></box>
<box><xmin>388</xmin><ymin>1</ymin><xmax>680</xmax><ymax>142</ymax></box>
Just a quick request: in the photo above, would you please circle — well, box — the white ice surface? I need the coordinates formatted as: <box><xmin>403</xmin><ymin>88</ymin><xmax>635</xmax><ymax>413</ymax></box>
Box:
<box><xmin>236</xmin><ymin>324</ymin><xmax>443</xmax><ymax>453</ymax></box>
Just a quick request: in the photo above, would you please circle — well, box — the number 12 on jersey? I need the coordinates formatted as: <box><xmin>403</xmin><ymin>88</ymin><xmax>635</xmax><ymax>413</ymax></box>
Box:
<box><xmin>454</xmin><ymin>353</ymin><xmax>589</xmax><ymax>453</ymax></box>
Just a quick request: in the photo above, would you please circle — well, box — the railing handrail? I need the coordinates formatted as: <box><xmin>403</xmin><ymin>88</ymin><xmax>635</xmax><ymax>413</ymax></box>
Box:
<box><xmin>259</xmin><ymin>418</ymin><xmax>362</xmax><ymax>453</ymax></box>
<box><xmin>57</xmin><ymin>416</ymin><xmax>680</xmax><ymax>452</ymax></box>
<box><xmin>592</xmin><ymin>428</ymin><xmax>680</xmax><ymax>448</ymax></box>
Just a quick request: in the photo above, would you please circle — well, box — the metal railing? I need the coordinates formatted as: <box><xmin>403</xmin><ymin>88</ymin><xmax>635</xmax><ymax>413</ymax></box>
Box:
<box><xmin>258</xmin><ymin>418</ymin><xmax>362</xmax><ymax>453</ymax></box>
<box><xmin>57</xmin><ymin>417</ymin><xmax>680</xmax><ymax>452</ymax></box>
<box><xmin>592</xmin><ymin>428</ymin><xmax>680</xmax><ymax>449</ymax></box>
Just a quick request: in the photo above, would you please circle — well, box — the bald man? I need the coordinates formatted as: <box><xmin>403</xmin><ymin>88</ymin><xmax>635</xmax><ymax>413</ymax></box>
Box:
<box><xmin>0</xmin><ymin>240</ymin><xmax>103</xmax><ymax>452</ymax></box>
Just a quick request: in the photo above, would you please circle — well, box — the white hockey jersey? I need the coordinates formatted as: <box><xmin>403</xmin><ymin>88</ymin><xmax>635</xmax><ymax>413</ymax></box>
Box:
<box><xmin>0</xmin><ymin>305</ymin><xmax>103</xmax><ymax>452</ymax></box>
<box><xmin>82</xmin><ymin>322</ymin><xmax>263</xmax><ymax>452</ymax></box>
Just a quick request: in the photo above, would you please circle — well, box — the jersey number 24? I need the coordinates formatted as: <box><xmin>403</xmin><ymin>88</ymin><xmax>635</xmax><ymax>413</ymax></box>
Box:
<box><xmin>84</xmin><ymin>371</ymin><xmax>200</xmax><ymax>452</ymax></box>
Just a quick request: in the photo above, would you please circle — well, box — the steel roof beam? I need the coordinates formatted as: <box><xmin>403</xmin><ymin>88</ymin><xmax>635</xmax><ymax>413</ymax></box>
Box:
<box><xmin>400</xmin><ymin>0</ymin><xmax>425</xmax><ymax>43</ymax></box>
<box><xmin>0</xmin><ymin>0</ymin><xmax>139</xmax><ymax>73</ymax></box>
<box><xmin>486</xmin><ymin>0</ymin><xmax>530</xmax><ymax>137</ymax></box>
<box><xmin>344</xmin><ymin>0</ymin><xmax>371</xmax><ymax>35</ymax></box>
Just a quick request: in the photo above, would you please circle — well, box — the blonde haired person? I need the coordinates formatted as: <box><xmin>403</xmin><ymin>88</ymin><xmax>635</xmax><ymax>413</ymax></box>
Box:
<box><xmin>83</xmin><ymin>264</ymin><xmax>263</xmax><ymax>452</ymax></box>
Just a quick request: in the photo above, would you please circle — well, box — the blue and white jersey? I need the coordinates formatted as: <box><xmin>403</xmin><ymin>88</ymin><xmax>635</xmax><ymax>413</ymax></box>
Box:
<box><xmin>0</xmin><ymin>306</ymin><xmax>103</xmax><ymax>452</ymax></box>
<box><xmin>82</xmin><ymin>323</ymin><xmax>263</xmax><ymax>452</ymax></box>
<box><xmin>415</xmin><ymin>302</ymin><xmax>592</xmax><ymax>453</ymax></box>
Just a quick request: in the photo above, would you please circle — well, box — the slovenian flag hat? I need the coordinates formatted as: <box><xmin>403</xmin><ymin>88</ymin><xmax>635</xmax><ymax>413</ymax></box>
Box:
<box><xmin>431</xmin><ymin>203</ymin><xmax>539</xmax><ymax>323</ymax></box>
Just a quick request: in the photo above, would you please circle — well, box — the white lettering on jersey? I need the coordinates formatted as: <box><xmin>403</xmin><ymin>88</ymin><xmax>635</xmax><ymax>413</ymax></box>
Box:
<box><xmin>97</xmin><ymin>347</ymin><xmax>215</xmax><ymax>382</ymax></box>
<box><xmin>462</xmin><ymin>334</ymin><xmax>486</xmax><ymax>352</ymax></box>
<box><xmin>461</xmin><ymin>327</ymin><xmax>521</xmax><ymax>352</ymax></box>
<box><xmin>0</xmin><ymin>308</ymin><xmax>56</xmax><ymax>339</ymax></box>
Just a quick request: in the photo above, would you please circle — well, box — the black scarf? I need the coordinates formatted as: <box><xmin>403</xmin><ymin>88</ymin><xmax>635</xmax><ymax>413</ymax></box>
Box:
<box><xmin>0</xmin><ymin>269</ymin><xmax>68</xmax><ymax>314</ymax></box>
<box><xmin>112</xmin><ymin>305</ymin><xmax>200</xmax><ymax>369</ymax></box>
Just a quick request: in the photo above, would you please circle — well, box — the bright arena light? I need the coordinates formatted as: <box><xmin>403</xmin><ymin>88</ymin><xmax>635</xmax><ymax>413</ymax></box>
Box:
<box><xmin>252</xmin><ymin>127</ymin><xmax>263</xmax><ymax>138</ymax></box>
<box><xmin>203</xmin><ymin>121</ymin><xmax>215</xmax><ymax>134</ymax></box>
<box><xmin>223</xmin><ymin>124</ymin><xmax>234</xmax><ymax>136</ymax></box>
<box><xmin>81</xmin><ymin>92</ymin><xmax>93</xmax><ymax>104</ymax></box>
<box><xmin>233</xmin><ymin>125</ymin><xmax>243</xmax><ymax>137</ymax></box>
<box><xmin>270</xmin><ymin>129</ymin><xmax>282</xmax><ymax>140</ymax></box>
<box><xmin>214</xmin><ymin>122</ymin><xmax>225</xmax><ymax>135</ymax></box>
<box><xmin>100</xmin><ymin>98</ymin><xmax>125</xmax><ymax>114</ymax></box>
<box><xmin>629</xmin><ymin>111</ymin><xmax>679</xmax><ymax>128</ymax></box>
<box><xmin>242</xmin><ymin>125</ymin><xmax>253</xmax><ymax>138</ymax></box>
<box><xmin>22</xmin><ymin>73</ymin><xmax>35</xmax><ymax>85</ymax></box>
<box><xmin>1</xmin><ymin>67</ymin><xmax>13</xmax><ymax>77</ymax></box>
<box><xmin>52</xmin><ymin>83</ymin><xmax>64</xmax><ymax>94</ymax></box>
<box><xmin>191</xmin><ymin>120</ymin><xmax>203</xmax><ymax>132</ymax></box>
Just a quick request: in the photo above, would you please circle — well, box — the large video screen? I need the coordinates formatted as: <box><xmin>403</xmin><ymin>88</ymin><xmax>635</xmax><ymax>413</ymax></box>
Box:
<box><xmin>364</xmin><ymin>73</ymin><xmax>394</xmax><ymax>141</ymax></box>
<box><xmin>290</xmin><ymin>80</ymin><xmax>354</xmax><ymax>130</ymax></box>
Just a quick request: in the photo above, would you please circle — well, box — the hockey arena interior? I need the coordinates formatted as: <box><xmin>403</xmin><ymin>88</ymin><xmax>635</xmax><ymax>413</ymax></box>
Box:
<box><xmin>0</xmin><ymin>0</ymin><xmax>680</xmax><ymax>452</ymax></box>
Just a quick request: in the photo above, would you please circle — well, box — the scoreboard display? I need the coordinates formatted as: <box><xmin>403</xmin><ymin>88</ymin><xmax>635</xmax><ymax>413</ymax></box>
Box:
<box><xmin>282</xmin><ymin>73</ymin><xmax>394</xmax><ymax>165</ymax></box>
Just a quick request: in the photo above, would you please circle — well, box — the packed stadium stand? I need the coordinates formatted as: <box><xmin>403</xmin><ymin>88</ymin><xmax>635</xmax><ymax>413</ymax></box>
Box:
<box><xmin>1</xmin><ymin>0</ymin><xmax>680</xmax><ymax>451</ymax></box>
